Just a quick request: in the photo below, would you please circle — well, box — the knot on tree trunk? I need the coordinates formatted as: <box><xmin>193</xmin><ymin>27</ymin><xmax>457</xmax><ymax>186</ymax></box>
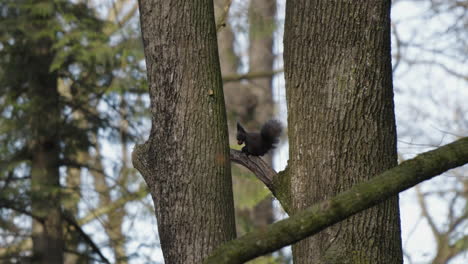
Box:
<box><xmin>132</xmin><ymin>143</ymin><xmax>151</xmax><ymax>178</ymax></box>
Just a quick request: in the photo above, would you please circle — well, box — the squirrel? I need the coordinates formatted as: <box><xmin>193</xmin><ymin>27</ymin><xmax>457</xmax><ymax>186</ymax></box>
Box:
<box><xmin>236</xmin><ymin>120</ymin><xmax>283</xmax><ymax>156</ymax></box>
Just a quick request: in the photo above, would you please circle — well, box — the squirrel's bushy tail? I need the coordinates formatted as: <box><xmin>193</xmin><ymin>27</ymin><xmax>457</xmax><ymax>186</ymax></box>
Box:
<box><xmin>261</xmin><ymin>120</ymin><xmax>282</xmax><ymax>144</ymax></box>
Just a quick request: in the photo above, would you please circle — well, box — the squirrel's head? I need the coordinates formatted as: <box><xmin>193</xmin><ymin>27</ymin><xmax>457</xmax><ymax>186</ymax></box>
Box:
<box><xmin>236</xmin><ymin>122</ymin><xmax>246</xmax><ymax>145</ymax></box>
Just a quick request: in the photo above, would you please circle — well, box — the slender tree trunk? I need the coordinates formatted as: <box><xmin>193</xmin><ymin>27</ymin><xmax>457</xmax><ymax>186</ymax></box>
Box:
<box><xmin>284</xmin><ymin>1</ymin><xmax>403</xmax><ymax>263</ymax></box>
<box><xmin>215</xmin><ymin>0</ymin><xmax>241</xmax><ymax>137</ymax></box>
<box><xmin>111</xmin><ymin>97</ymin><xmax>130</xmax><ymax>263</ymax></box>
<box><xmin>134</xmin><ymin>1</ymin><xmax>236</xmax><ymax>263</ymax></box>
<box><xmin>92</xmin><ymin>97</ymin><xmax>129</xmax><ymax>263</ymax></box>
<box><xmin>248</xmin><ymin>0</ymin><xmax>276</xmax><ymax>124</ymax></box>
<box><xmin>92</xmin><ymin>142</ymin><xmax>127</xmax><ymax>263</ymax></box>
<box><xmin>30</xmin><ymin>40</ymin><xmax>63</xmax><ymax>264</ymax></box>
<box><xmin>60</xmin><ymin>80</ymin><xmax>84</xmax><ymax>264</ymax></box>
<box><xmin>247</xmin><ymin>0</ymin><xmax>277</xmax><ymax>231</ymax></box>
<box><xmin>216</xmin><ymin>0</ymin><xmax>277</xmax><ymax>236</ymax></box>
<box><xmin>64</xmin><ymin>154</ymin><xmax>82</xmax><ymax>264</ymax></box>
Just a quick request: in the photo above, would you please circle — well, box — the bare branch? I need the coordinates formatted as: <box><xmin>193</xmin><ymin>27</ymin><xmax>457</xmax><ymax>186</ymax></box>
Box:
<box><xmin>229</xmin><ymin>150</ymin><xmax>276</xmax><ymax>192</ymax></box>
<box><xmin>62</xmin><ymin>211</ymin><xmax>111</xmax><ymax>264</ymax></box>
<box><xmin>216</xmin><ymin>0</ymin><xmax>233</xmax><ymax>33</ymax></box>
<box><xmin>229</xmin><ymin>150</ymin><xmax>291</xmax><ymax>213</ymax></box>
<box><xmin>391</xmin><ymin>22</ymin><xmax>403</xmax><ymax>74</ymax></box>
<box><xmin>403</xmin><ymin>58</ymin><xmax>468</xmax><ymax>81</ymax></box>
<box><xmin>79</xmin><ymin>184</ymin><xmax>148</xmax><ymax>225</ymax></box>
<box><xmin>415</xmin><ymin>185</ymin><xmax>440</xmax><ymax>236</ymax></box>
<box><xmin>222</xmin><ymin>69</ymin><xmax>283</xmax><ymax>83</ymax></box>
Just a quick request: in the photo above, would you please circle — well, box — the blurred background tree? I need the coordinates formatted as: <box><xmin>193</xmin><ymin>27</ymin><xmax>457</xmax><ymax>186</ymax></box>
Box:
<box><xmin>392</xmin><ymin>1</ymin><xmax>468</xmax><ymax>263</ymax></box>
<box><xmin>0</xmin><ymin>0</ymin><xmax>151</xmax><ymax>263</ymax></box>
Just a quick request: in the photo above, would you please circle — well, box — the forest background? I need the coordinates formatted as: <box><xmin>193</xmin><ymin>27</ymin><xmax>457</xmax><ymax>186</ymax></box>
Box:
<box><xmin>0</xmin><ymin>0</ymin><xmax>467</xmax><ymax>263</ymax></box>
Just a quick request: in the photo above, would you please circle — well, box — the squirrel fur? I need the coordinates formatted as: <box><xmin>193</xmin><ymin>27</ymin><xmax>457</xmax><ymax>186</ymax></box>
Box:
<box><xmin>236</xmin><ymin>120</ymin><xmax>282</xmax><ymax>156</ymax></box>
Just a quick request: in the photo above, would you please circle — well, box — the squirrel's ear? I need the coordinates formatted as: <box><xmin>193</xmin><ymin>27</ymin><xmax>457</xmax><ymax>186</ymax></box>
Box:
<box><xmin>237</xmin><ymin>122</ymin><xmax>246</xmax><ymax>133</ymax></box>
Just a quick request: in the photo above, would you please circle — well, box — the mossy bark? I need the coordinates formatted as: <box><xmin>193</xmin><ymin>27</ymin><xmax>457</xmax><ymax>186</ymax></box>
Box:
<box><xmin>284</xmin><ymin>1</ymin><xmax>402</xmax><ymax>263</ymax></box>
<box><xmin>134</xmin><ymin>0</ymin><xmax>236</xmax><ymax>263</ymax></box>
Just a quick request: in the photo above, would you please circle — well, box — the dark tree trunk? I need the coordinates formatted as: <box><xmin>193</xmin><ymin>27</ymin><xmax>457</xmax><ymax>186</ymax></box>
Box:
<box><xmin>134</xmin><ymin>1</ymin><xmax>236</xmax><ymax>263</ymax></box>
<box><xmin>30</xmin><ymin>40</ymin><xmax>64</xmax><ymax>264</ymax></box>
<box><xmin>284</xmin><ymin>1</ymin><xmax>403</xmax><ymax>263</ymax></box>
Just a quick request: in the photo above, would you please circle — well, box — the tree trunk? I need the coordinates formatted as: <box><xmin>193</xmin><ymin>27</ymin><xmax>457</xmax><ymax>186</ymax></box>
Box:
<box><xmin>134</xmin><ymin>1</ymin><xmax>236</xmax><ymax>263</ymax></box>
<box><xmin>215</xmin><ymin>0</ymin><xmax>277</xmax><ymax>237</ymax></box>
<box><xmin>64</xmin><ymin>153</ymin><xmax>82</xmax><ymax>264</ymax></box>
<box><xmin>92</xmin><ymin>142</ymin><xmax>127</xmax><ymax>263</ymax></box>
<box><xmin>61</xmin><ymin>80</ymin><xmax>84</xmax><ymax>264</ymax></box>
<box><xmin>30</xmin><ymin>40</ymin><xmax>64</xmax><ymax>263</ymax></box>
<box><xmin>248</xmin><ymin>0</ymin><xmax>276</xmax><ymax>124</ymax></box>
<box><xmin>284</xmin><ymin>1</ymin><xmax>403</xmax><ymax>263</ymax></box>
<box><xmin>246</xmin><ymin>0</ymin><xmax>277</xmax><ymax>237</ymax></box>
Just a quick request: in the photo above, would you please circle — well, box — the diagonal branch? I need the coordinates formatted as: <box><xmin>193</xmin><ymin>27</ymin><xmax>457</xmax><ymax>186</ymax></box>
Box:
<box><xmin>229</xmin><ymin>150</ymin><xmax>276</xmax><ymax>192</ymax></box>
<box><xmin>78</xmin><ymin>184</ymin><xmax>148</xmax><ymax>225</ymax></box>
<box><xmin>229</xmin><ymin>149</ymin><xmax>292</xmax><ymax>213</ymax></box>
<box><xmin>62</xmin><ymin>211</ymin><xmax>111</xmax><ymax>264</ymax></box>
<box><xmin>0</xmin><ymin>198</ymin><xmax>112</xmax><ymax>264</ymax></box>
<box><xmin>207</xmin><ymin>137</ymin><xmax>468</xmax><ymax>264</ymax></box>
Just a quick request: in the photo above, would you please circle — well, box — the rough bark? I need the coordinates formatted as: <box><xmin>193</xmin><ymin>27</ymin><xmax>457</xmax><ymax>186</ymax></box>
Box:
<box><xmin>205</xmin><ymin>137</ymin><xmax>468</xmax><ymax>264</ymax></box>
<box><xmin>134</xmin><ymin>1</ymin><xmax>236</xmax><ymax>263</ymax></box>
<box><xmin>30</xmin><ymin>39</ymin><xmax>64</xmax><ymax>264</ymax></box>
<box><xmin>283</xmin><ymin>1</ymin><xmax>403</xmax><ymax>263</ymax></box>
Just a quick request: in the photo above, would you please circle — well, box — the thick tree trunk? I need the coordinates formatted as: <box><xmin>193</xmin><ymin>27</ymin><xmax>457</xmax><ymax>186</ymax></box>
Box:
<box><xmin>30</xmin><ymin>41</ymin><xmax>63</xmax><ymax>263</ymax></box>
<box><xmin>134</xmin><ymin>1</ymin><xmax>236</xmax><ymax>263</ymax></box>
<box><xmin>284</xmin><ymin>1</ymin><xmax>403</xmax><ymax>263</ymax></box>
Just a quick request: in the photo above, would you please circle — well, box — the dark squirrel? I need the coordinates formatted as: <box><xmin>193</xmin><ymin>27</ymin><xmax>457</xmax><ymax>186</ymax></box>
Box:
<box><xmin>236</xmin><ymin>120</ymin><xmax>282</xmax><ymax>156</ymax></box>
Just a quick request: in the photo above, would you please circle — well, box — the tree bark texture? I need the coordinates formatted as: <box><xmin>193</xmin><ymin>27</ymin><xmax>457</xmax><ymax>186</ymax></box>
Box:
<box><xmin>30</xmin><ymin>39</ymin><xmax>64</xmax><ymax>264</ymax></box>
<box><xmin>284</xmin><ymin>1</ymin><xmax>403</xmax><ymax>263</ymax></box>
<box><xmin>134</xmin><ymin>1</ymin><xmax>236</xmax><ymax>263</ymax></box>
